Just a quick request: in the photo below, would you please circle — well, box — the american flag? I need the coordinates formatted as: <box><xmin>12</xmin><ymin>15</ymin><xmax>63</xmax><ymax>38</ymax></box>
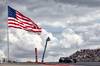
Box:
<box><xmin>8</xmin><ymin>6</ymin><xmax>42</xmax><ymax>35</ymax></box>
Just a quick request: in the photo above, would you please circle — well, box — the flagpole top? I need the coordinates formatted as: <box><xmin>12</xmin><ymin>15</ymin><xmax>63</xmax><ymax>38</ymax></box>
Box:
<box><xmin>6</xmin><ymin>2</ymin><xmax>8</xmax><ymax>5</ymax></box>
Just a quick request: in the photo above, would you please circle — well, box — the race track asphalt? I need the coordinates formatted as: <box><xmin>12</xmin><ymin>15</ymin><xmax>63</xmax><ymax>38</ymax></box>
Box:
<box><xmin>0</xmin><ymin>62</ymin><xmax>50</xmax><ymax>66</ymax></box>
<box><xmin>47</xmin><ymin>62</ymin><xmax>100</xmax><ymax>66</ymax></box>
<box><xmin>0</xmin><ymin>62</ymin><xmax>100</xmax><ymax>66</ymax></box>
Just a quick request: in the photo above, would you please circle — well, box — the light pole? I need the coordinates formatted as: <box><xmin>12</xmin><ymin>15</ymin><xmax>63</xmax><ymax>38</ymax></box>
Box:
<box><xmin>41</xmin><ymin>37</ymin><xmax>50</xmax><ymax>62</ymax></box>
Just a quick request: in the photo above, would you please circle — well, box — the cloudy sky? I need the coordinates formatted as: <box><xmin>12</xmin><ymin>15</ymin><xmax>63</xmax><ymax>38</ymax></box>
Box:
<box><xmin>0</xmin><ymin>0</ymin><xmax>100</xmax><ymax>62</ymax></box>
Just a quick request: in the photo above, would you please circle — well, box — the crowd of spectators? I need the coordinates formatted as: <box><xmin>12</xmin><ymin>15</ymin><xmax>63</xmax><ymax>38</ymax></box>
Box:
<box><xmin>69</xmin><ymin>48</ymin><xmax>100</xmax><ymax>62</ymax></box>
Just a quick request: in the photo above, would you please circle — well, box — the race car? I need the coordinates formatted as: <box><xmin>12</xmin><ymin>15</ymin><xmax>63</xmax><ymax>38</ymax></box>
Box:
<box><xmin>59</xmin><ymin>57</ymin><xmax>77</xmax><ymax>63</ymax></box>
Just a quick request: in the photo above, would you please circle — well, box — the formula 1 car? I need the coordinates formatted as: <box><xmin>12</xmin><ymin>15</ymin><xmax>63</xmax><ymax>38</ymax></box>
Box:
<box><xmin>59</xmin><ymin>57</ymin><xmax>77</xmax><ymax>63</ymax></box>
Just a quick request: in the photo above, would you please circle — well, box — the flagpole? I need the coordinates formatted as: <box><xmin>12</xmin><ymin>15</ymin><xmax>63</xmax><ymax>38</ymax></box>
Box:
<box><xmin>6</xmin><ymin>2</ymin><xmax>9</xmax><ymax>62</ymax></box>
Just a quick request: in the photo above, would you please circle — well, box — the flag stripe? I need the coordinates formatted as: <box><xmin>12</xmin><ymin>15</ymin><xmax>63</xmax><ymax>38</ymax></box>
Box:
<box><xmin>8</xmin><ymin>21</ymin><xmax>39</xmax><ymax>30</ymax></box>
<box><xmin>8</xmin><ymin>23</ymin><xmax>42</xmax><ymax>31</ymax></box>
<box><xmin>16</xmin><ymin>15</ymin><xmax>31</xmax><ymax>22</ymax></box>
<box><xmin>16</xmin><ymin>16</ymin><xmax>33</xmax><ymax>26</ymax></box>
<box><xmin>8</xmin><ymin>22</ymin><xmax>25</xmax><ymax>28</ymax></box>
<box><xmin>8</xmin><ymin>25</ymin><xmax>23</xmax><ymax>29</ymax></box>
<box><xmin>8</xmin><ymin>24</ymin><xmax>42</xmax><ymax>32</ymax></box>
<box><xmin>8</xmin><ymin>19</ymin><xmax>24</xmax><ymax>25</ymax></box>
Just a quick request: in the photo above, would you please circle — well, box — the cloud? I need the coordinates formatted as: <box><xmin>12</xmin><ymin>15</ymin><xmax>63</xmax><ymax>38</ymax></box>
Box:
<box><xmin>1</xmin><ymin>0</ymin><xmax>100</xmax><ymax>28</ymax></box>
<box><xmin>54</xmin><ymin>0</ymin><xmax>100</xmax><ymax>7</ymax></box>
<box><xmin>0</xmin><ymin>50</ymin><xmax>5</xmax><ymax>59</ymax></box>
<box><xmin>1</xmin><ymin>27</ymin><xmax>84</xmax><ymax>62</ymax></box>
<box><xmin>61</xmin><ymin>28</ymin><xmax>83</xmax><ymax>46</ymax></box>
<box><xmin>2</xmin><ymin>28</ymin><xmax>58</xmax><ymax>61</ymax></box>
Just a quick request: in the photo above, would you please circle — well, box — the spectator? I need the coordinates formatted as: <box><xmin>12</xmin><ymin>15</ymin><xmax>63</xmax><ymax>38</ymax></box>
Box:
<box><xmin>69</xmin><ymin>48</ymin><xmax>100</xmax><ymax>62</ymax></box>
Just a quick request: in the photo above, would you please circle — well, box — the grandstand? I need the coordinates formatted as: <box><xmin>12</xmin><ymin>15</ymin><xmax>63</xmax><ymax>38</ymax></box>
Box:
<box><xmin>69</xmin><ymin>48</ymin><xmax>100</xmax><ymax>62</ymax></box>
